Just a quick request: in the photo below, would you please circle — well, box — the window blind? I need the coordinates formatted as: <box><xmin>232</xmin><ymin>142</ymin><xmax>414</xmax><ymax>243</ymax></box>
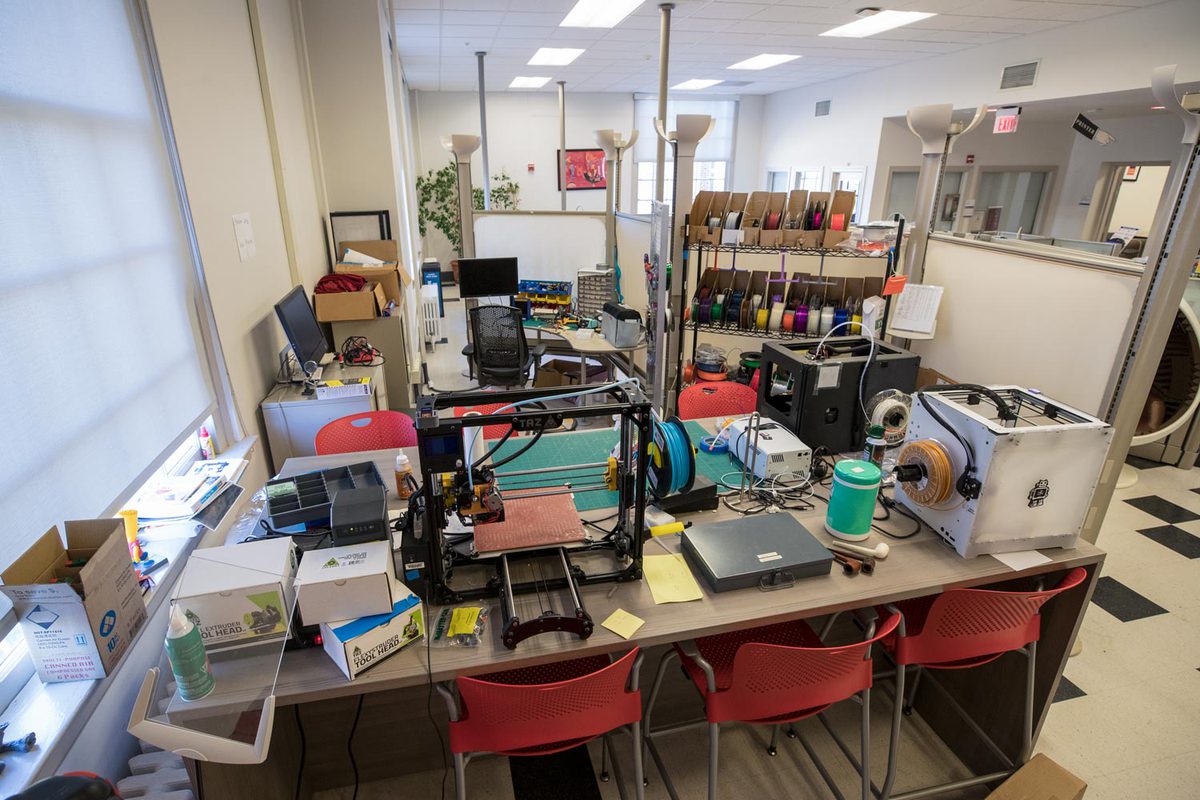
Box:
<box><xmin>632</xmin><ymin>97</ymin><xmax>737</xmax><ymax>163</ymax></box>
<box><xmin>0</xmin><ymin>2</ymin><xmax>216</xmax><ymax>572</ymax></box>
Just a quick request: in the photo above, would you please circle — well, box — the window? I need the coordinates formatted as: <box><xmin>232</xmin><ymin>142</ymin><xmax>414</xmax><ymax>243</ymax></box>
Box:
<box><xmin>635</xmin><ymin>161</ymin><xmax>727</xmax><ymax>215</ymax></box>
<box><xmin>0</xmin><ymin>4</ymin><xmax>220</xmax><ymax>585</ymax></box>
<box><xmin>767</xmin><ymin>170</ymin><xmax>788</xmax><ymax>192</ymax></box>
<box><xmin>633</xmin><ymin>96</ymin><xmax>737</xmax><ymax>214</ymax></box>
<box><xmin>976</xmin><ymin>170</ymin><xmax>1051</xmax><ymax>233</ymax></box>
<box><xmin>830</xmin><ymin>167</ymin><xmax>867</xmax><ymax>223</ymax></box>
<box><xmin>884</xmin><ymin>169</ymin><xmax>965</xmax><ymax>231</ymax></box>
<box><xmin>792</xmin><ymin>168</ymin><xmax>823</xmax><ymax>192</ymax></box>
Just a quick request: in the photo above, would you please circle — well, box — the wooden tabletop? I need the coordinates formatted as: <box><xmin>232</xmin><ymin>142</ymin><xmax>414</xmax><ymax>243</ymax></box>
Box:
<box><xmin>242</xmin><ymin>436</ymin><xmax>1105</xmax><ymax>708</ymax></box>
<box><xmin>523</xmin><ymin>322</ymin><xmax>647</xmax><ymax>354</ymax></box>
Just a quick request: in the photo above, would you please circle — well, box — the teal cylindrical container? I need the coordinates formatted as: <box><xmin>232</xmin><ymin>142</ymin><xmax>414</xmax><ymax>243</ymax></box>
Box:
<box><xmin>166</xmin><ymin>604</ymin><xmax>215</xmax><ymax>701</ymax></box>
<box><xmin>825</xmin><ymin>460</ymin><xmax>882</xmax><ymax>542</ymax></box>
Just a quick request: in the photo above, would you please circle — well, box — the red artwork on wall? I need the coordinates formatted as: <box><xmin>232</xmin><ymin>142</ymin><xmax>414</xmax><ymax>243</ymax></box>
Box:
<box><xmin>558</xmin><ymin>149</ymin><xmax>607</xmax><ymax>191</ymax></box>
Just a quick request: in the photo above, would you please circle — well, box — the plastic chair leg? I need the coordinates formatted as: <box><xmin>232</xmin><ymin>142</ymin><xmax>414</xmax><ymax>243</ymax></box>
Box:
<box><xmin>881</xmin><ymin>662</ymin><xmax>906</xmax><ymax>800</ymax></box>
<box><xmin>768</xmin><ymin>724</ymin><xmax>780</xmax><ymax>757</ymax></box>
<box><xmin>860</xmin><ymin>687</ymin><xmax>871</xmax><ymax>800</ymax></box>
<box><xmin>632</xmin><ymin>720</ymin><xmax>646</xmax><ymax>800</ymax></box>
<box><xmin>600</xmin><ymin>734</ymin><xmax>611</xmax><ymax>781</ymax></box>
<box><xmin>1021</xmin><ymin>641</ymin><xmax>1037</xmax><ymax>764</ymax></box>
<box><xmin>708</xmin><ymin>722</ymin><xmax>720</xmax><ymax>800</ymax></box>
<box><xmin>903</xmin><ymin>665</ymin><xmax>923</xmax><ymax>715</ymax></box>
<box><xmin>454</xmin><ymin>752</ymin><xmax>467</xmax><ymax>800</ymax></box>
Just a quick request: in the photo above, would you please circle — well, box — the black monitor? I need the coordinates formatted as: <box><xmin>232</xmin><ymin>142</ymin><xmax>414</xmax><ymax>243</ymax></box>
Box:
<box><xmin>274</xmin><ymin>286</ymin><xmax>328</xmax><ymax>371</ymax></box>
<box><xmin>458</xmin><ymin>257</ymin><xmax>519</xmax><ymax>299</ymax></box>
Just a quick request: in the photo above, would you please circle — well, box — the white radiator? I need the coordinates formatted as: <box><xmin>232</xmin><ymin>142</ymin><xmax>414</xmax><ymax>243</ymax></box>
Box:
<box><xmin>420</xmin><ymin>284</ymin><xmax>441</xmax><ymax>349</ymax></box>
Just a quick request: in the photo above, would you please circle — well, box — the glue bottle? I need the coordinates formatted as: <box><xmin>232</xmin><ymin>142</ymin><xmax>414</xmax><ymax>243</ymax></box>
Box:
<box><xmin>394</xmin><ymin>453</ymin><xmax>415</xmax><ymax>500</ymax></box>
<box><xmin>166</xmin><ymin>604</ymin><xmax>215</xmax><ymax>702</ymax></box>
<box><xmin>863</xmin><ymin>424</ymin><xmax>888</xmax><ymax>469</ymax></box>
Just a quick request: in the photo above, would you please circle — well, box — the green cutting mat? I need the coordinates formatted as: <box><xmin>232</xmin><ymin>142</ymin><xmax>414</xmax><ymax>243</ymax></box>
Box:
<box><xmin>492</xmin><ymin>421</ymin><xmax>734</xmax><ymax>512</ymax></box>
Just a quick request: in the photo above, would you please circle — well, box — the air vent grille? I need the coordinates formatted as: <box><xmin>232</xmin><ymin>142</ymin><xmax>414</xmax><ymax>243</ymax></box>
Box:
<box><xmin>1000</xmin><ymin>61</ymin><xmax>1038</xmax><ymax>90</ymax></box>
<box><xmin>815</xmin><ymin>99</ymin><xmax>831</xmax><ymax>117</ymax></box>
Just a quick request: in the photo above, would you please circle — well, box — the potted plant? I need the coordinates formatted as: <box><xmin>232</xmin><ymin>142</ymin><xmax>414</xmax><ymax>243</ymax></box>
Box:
<box><xmin>416</xmin><ymin>162</ymin><xmax>520</xmax><ymax>281</ymax></box>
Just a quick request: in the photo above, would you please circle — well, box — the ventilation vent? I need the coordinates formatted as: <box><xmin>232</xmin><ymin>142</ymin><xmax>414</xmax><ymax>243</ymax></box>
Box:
<box><xmin>815</xmin><ymin>99</ymin><xmax>831</xmax><ymax>117</ymax></box>
<box><xmin>722</xmin><ymin>80</ymin><xmax>752</xmax><ymax>88</ymax></box>
<box><xmin>1000</xmin><ymin>61</ymin><xmax>1038</xmax><ymax>90</ymax></box>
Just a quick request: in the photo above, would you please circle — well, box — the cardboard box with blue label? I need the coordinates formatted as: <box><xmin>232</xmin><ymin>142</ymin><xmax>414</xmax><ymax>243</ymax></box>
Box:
<box><xmin>0</xmin><ymin>520</ymin><xmax>147</xmax><ymax>683</ymax></box>
<box><xmin>321</xmin><ymin>575</ymin><xmax>423</xmax><ymax>679</ymax></box>
<box><xmin>171</xmin><ymin>537</ymin><xmax>298</xmax><ymax>650</ymax></box>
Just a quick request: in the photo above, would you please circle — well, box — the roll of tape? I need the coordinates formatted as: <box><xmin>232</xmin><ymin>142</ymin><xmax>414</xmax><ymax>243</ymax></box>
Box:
<box><xmin>755</xmin><ymin>308</ymin><xmax>769</xmax><ymax>330</ymax></box>
<box><xmin>699</xmin><ymin>297</ymin><xmax>713</xmax><ymax>324</ymax></box>
<box><xmin>724</xmin><ymin>211</ymin><xmax>743</xmax><ymax>229</ymax></box>
<box><xmin>831</xmin><ymin>212</ymin><xmax>846</xmax><ymax>231</ymax></box>
<box><xmin>695</xmin><ymin>360</ymin><xmax>725</xmax><ymax>375</ymax></box>
<box><xmin>782</xmin><ymin>309</ymin><xmax>795</xmax><ymax>332</ymax></box>
<box><xmin>696</xmin><ymin>369</ymin><xmax>728</xmax><ymax>382</ymax></box>
<box><xmin>795</xmin><ymin>306</ymin><xmax>809</xmax><ymax>334</ymax></box>
<box><xmin>712</xmin><ymin>300</ymin><xmax>724</xmax><ymax>323</ymax></box>
<box><xmin>707</xmin><ymin>215</ymin><xmax>721</xmax><ymax>228</ymax></box>
<box><xmin>768</xmin><ymin>305</ymin><xmax>785</xmax><ymax>331</ymax></box>
<box><xmin>765</xmin><ymin>211</ymin><xmax>782</xmax><ymax>230</ymax></box>
<box><xmin>806</xmin><ymin>307</ymin><xmax>821</xmax><ymax>335</ymax></box>
<box><xmin>851</xmin><ymin>313</ymin><xmax>862</xmax><ymax>334</ymax></box>
<box><xmin>833</xmin><ymin>308</ymin><xmax>849</xmax><ymax>331</ymax></box>
<box><xmin>820</xmin><ymin>306</ymin><xmax>835</xmax><ymax>334</ymax></box>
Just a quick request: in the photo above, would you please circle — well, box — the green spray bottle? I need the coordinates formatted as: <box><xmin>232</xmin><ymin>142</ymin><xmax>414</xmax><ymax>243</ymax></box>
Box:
<box><xmin>166</xmin><ymin>604</ymin><xmax>215</xmax><ymax>701</ymax></box>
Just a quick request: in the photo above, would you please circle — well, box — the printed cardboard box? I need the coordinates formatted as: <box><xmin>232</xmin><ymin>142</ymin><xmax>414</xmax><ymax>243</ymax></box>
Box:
<box><xmin>321</xmin><ymin>578</ymin><xmax>424</xmax><ymax>679</ymax></box>
<box><xmin>1</xmin><ymin>520</ymin><xmax>147</xmax><ymax>683</ymax></box>
<box><xmin>294</xmin><ymin>540</ymin><xmax>395</xmax><ymax>625</ymax></box>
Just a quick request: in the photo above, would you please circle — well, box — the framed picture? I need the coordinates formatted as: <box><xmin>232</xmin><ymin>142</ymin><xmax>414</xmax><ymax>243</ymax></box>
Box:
<box><xmin>557</xmin><ymin>149</ymin><xmax>607</xmax><ymax>191</ymax></box>
<box><xmin>1123</xmin><ymin>165</ymin><xmax>1141</xmax><ymax>182</ymax></box>
<box><xmin>941</xmin><ymin>193</ymin><xmax>960</xmax><ymax>222</ymax></box>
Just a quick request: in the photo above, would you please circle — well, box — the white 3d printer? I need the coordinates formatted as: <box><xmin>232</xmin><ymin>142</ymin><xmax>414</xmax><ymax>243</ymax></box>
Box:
<box><xmin>893</xmin><ymin>385</ymin><xmax>1112</xmax><ymax>558</ymax></box>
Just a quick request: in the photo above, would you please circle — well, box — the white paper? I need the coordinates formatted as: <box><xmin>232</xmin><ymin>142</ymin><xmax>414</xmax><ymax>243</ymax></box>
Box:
<box><xmin>992</xmin><ymin>549</ymin><xmax>1052</xmax><ymax>572</ymax></box>
<box><xmin>890</xmin><ymin>283</ymin><xmax>943</xmax><ymax>335</ymax></box>
<box><xmin>342</xmin><ymin>247</ymin><xmax>386</xmax><ymax>265</ymax></box>
<box><xmin>817</xmin><ymin>363</ymin><xmax>842</xmax><ymax>390</ymax></box>
<box><xmin>232</xmin><ymin>212</ymin><xmax>256</xmax><ymax>261</ymax></box>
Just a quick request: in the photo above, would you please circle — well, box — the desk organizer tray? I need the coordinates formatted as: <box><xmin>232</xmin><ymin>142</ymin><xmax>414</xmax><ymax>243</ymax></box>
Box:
<box><xmin>265</xmin><ymin>461</ymin><xmax>383</xmax><ymax>529</ymax></box>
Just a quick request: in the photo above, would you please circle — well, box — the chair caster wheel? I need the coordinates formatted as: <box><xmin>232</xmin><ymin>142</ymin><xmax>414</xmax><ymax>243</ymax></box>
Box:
<box><xmin>902</xmin><ymin>706</ymin><xmax>914</xmax><ymax>717</ymax></box>
<box><xmin>785</xmin><ymin>728</ymin><xmax>797</xmax><ymax>739</ymax></box>
<box><xmin>767</xmin><ymin>746</ymin><xmax>777</xmax><ymax>757</ymax></box>
<box><xmin>600</xmin><ymin>772</ymin><xmax>610</xmax><ymax>782</ymax></box>
<box><xmin>643</xmin><ymin>779</ymin><xmax>649</xmax><ymax>787</ymax></box>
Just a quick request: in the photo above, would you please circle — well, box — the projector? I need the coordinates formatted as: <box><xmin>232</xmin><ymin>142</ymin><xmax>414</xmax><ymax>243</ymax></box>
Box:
<box><xmin>728</xmin><ymin>417</ymin><xmax>812</xmax><ymax>480</ymax></box>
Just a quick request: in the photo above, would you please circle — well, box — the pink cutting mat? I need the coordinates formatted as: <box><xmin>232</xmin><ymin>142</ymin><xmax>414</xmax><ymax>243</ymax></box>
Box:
<box><xmin>472</xmin><ymin>491</ymin><xmax>587</xmax><ymax>554</ymax></box>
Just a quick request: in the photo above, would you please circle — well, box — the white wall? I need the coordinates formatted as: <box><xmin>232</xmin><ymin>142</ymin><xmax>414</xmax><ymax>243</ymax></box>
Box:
<box><xmin>1110</xmin><ymin>165</ymin><xmax>1172</xmax><ymax>237</ymax></box>
<box><xmin>756</xmin><ymin>0</ymin><xmax>1200</xmax><ymax>222</ymax></box>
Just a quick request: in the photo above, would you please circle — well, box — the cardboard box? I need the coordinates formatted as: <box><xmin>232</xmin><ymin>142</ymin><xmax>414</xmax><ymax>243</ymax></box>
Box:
<box><xmin>700</xmin><ymin>192</ymin><xmax>732</xmax><ymax>244</ymax></box>
<box><xmin>986</xmin><ymin>754</ymin><xmax>1086</xmax><ymax>800</ymax></box>
<box><xmin>740</xmin><ymin>191</ymin><xmax>769</xmax><ymax>246</ymax></box>
<box><xmin>823</xmin><ymin>190</ymin><xmax>858</xmax><ymax>248</ymax></box>
<box><xmin>687</xmin><ymin>190</ymin><xmax>715</xmax><ymax>243</ymax></box>
<box><xmin>321</xmin><ymin>581</ymin><xmax>424</xmax><ymax>680</ymax></box>
<box><xmin>1</xmin><ymin>520</ymin><xmax>147</xmax><ymax>683</ymax></box>
<box><xmin>758</xmin><ymin>192</ymin><xmax>788</xmax><ymax>247</ymax></box>
<box><xmin>313</xmin><ymin>282</ymin><xmax>387</xmax><ymax>322</ymax></box>
<box><xmin>916</xmin><ymin>366</ymin><xmax>958</xmax><ymax>389</ymax></box>
<box><xmin>335</xmin><ymin>239</ymin><xmax>410</xmax><ymax>304</ymax></box>
<box><xmin>780</xmin><ymin>190</ymin><xmax>809</xmax><ymax>247</ymax></box>
<box><xmin>294</xmin><ymin>540</ymin><xmax>396</xmax><ymax>625</ymax></box>
<box><xmin>171</xmin><ymin>537</ymin><xmax>297</xmax><ymax>650</ymax></box>
<box><xmin>535</xmin><ymin>357</ymin><xmax>607</xmax><ymax>388</ymax></box>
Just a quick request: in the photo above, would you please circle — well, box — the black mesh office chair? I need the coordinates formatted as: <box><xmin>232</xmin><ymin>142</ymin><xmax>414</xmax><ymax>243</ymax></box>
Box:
<box><xmin>462</xmin><ymin>305</ymin><xmax>545</xmax><ymax>387</ymax></box>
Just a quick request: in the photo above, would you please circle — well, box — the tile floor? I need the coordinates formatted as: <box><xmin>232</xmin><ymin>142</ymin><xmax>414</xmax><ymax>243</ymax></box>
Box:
<box><xmin>319</xmin><ymin>307</ymin><xmax>1200</xmax><ymax>798</ymax></box>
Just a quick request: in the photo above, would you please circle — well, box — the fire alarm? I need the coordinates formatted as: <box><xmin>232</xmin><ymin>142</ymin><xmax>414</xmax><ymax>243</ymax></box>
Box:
<box><xmin>527</xmin><ymin>163</ymin><xmax>535</xmax><ymax>173</ymax></box>
<box><xmin>966</xmin><ymin>154</ymin><xmax>975</xmax><ymax>164</ymax></box>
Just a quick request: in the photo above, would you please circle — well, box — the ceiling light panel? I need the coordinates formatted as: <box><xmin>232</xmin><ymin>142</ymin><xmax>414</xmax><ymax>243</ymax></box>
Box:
<box><xmin>560</xmin><ymin>0</ymin><xmax>645</xmax><ymax>29</ymax></box>
<box><xmin>672</xmin><ymin>79</ymin><xmax>722</xmax><ymax>91</ymax></box>
<box><xmin>528</xmin><ymin>47</ymin><xmax>585</xmax><ymax>66</ymax></box>
<box><xmin>820</xmin><ymin>10</ymin><xmax>936</xmax><ymax>38</ymax></box>
<box><xmin>727</xmin><ymin>54</ymin><xmax>802</xmax><ymax>70</ymax></box>
<box><xmin>509</xmin><ymin>76</ymin><xmax>552</xmax><ymax>88</ymax></box>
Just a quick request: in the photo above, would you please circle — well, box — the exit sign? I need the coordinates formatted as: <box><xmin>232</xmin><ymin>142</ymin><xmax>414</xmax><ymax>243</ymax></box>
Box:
<box><xmin>993</xmin><ymin>107</ymin><xmax>1021</xmax><ymax>134</ymax></box>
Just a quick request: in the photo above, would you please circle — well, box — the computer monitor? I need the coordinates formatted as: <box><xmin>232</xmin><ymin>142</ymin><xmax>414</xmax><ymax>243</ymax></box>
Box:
<box><xmin>274</xmin><ymin>286</ymin><xmax>328</xmax><ymax>373</ymax></box>
<box><xmin>458</xmin><ymin>257</ymin><xmax>519</xmax><ymax>299</ymax></box>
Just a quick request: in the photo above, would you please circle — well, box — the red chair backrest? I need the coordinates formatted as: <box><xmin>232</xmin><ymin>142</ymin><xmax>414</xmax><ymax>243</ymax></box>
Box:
<box><xmin>453</xmin><ymin>402</ymin><xmax>511</xmax><ymax>441</ymax></box>
<box><xmin>450</xmin><ymin>649</ymin><xmax>641</xmax><ymax>755</ymax></box>
<box><xmin>893</xmin><ymin>567</ymin><xmax>1088</xmax><ymax>667</ymax></box>
<box><xmin>314</xmin><ymin>411</ymin><xmax>417</xmax><ymax>454</ymax></box>
<box><xmin>677</xmin><ymin>381</ymin><xmax>758</xmax><ymax>421</ymax></box>
<box><xmin>710</xmin><ymin>613</ymin><xmax>900</xmax><ymax>724</ymax></box>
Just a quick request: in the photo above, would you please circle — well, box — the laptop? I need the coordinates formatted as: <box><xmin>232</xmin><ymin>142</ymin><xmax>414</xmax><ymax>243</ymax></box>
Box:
<box><xmin>681</xmin><ymin>515</ymin><xmax>833</xmax><ymax>593</ymax></box>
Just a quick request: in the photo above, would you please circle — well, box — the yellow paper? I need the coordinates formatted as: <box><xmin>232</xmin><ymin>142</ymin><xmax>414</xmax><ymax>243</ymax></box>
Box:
<box><xmin>643</xmin><ymin>554</ymin><xmax>703</xmax><ymax>604</ymax></box>
<box><xmin>448</xmin><ymin>607</ymin><xmax>481</xmax><ymax>636</ymax></box>
<box><xmin>601</xmin><ymin>609</ymin><xmax>645</xmax><ymax>640</ymax></box>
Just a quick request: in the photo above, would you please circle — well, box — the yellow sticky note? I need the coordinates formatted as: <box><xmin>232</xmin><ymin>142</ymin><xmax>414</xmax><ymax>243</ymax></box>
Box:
<box><xmin>643</xmin><ymin>553</ymin><xmax>703</xmax><ymax>604</ymax></box>
<box><xmin>448</xmin><ymin>607</ymin><xmax>480</xmax><ymax>636</ymax></box>
<box><xmin>601</xmin><ymin>609</ymin><xmax>645</xmax><ymax>640</ymax></box>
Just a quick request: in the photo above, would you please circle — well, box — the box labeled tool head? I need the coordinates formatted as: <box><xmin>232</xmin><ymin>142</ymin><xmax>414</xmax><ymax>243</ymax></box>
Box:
<box><xmin>321</xmin><ymin>577</ymin><xmax>423</xmax><ymax>679</ymax></box>
<box><xmin>294</xmin><ymin>539</ymin><xmax>395</xmax><ymax>626</ymax></box>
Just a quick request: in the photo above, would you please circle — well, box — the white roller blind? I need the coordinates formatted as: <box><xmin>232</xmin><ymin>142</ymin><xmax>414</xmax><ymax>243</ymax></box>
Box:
<box><xmin>633</xmin><ymin>97</ymin><xmax>737</xmax><ymax>162</ymax></box>
<box><xmin>0</xmin><ymin>1</ymin><xmax>216</xmax><ymax>571</ymax></box>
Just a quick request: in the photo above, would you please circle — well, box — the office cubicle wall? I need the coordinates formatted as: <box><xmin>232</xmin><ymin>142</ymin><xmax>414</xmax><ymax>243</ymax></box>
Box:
<box><xmin>474</xmin><ymin>211</ymin><xmax>606</xmax><ymax>285</ymax></box>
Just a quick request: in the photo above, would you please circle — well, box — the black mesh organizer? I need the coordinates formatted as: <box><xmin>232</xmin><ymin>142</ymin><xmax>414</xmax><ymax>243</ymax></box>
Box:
<box><xmin>265</xmin><ymin>461</ymin><xmax>384</xmax><ymax>529</ymax></box>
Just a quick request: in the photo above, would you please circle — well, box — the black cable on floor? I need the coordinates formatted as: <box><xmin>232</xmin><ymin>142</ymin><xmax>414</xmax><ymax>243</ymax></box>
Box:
<box><xmin>294</xmin><ymin>705</ymin><xmax>306</xmax><ymax>800</ymax></box>
<box><xmin>426</xmin><ymin>621</ymin><xmax>449</xmax><ymax>800</ymax></box>
<box><xmin>349</xmin><ymin>694</ymin><xmax>364</xmax><ymax>800</ymax></box>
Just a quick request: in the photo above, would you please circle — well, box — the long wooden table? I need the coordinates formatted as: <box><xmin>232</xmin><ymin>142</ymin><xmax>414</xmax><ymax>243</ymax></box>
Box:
<box><xmin>194</xmin><ymin>433</ymin><xmax>1105</xmax><ymax>798</ymax></box>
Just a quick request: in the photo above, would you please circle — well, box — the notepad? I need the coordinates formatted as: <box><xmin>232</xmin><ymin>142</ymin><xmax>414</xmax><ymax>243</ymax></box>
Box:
<box><xmin>643</xmin><ymin>554</ymin><xmax>703</xmax><ymax>604</ymax></box>
<box><xmin>601</xmin><ymin>609</ymin><xmax>645</xmax><ymax>639</ymax></box>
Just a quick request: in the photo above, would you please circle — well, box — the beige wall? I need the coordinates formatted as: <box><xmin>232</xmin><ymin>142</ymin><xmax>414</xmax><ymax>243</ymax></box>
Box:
<box><xmin>147</xmin><ymin>0</ymin><xmax>328</xmax><ymax>478</ymax></box>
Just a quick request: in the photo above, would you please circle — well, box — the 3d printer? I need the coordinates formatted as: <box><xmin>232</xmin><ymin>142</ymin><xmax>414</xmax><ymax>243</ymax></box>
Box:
<box><xmin>406</xmin><ymin>383</ymin><xmax>651</xmax><ymax>649</ymax></box>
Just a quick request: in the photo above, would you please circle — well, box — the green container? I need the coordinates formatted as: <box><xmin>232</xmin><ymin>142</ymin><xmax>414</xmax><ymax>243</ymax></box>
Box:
<box><xmin>825</xmin><ymin>460</ymin><xmax>882</xmax><ymax>541</ymax></box>
<box><xmin>166</xmin><ymin>605</ymin><xmax>215</xmax><ymax>702</ymax></box>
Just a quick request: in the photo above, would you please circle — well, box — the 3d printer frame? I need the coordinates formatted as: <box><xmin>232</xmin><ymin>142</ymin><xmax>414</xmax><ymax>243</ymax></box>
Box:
<box><xmin>414</xmin><ymin>383</ymin><xmax>651</xmax><ymax>648</ymax></box>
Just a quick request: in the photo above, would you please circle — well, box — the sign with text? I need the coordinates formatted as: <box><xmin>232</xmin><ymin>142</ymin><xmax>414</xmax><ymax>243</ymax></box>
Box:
<box><xmin>993</xmin><ymin>107</ymin><xmax>1021</xmax><ymax>134</ymax></box>
<box><xmin>1073</xmin><ymin>113</ymin><xmax>1099</xmax><ymax>140</ymax></box>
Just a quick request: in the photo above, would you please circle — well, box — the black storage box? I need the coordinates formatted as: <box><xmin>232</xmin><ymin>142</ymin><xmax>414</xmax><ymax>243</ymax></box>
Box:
<box><xmin>681</xmin><ymin>515</ymin><xmax>833</xmax><ymax>593</ymax></box>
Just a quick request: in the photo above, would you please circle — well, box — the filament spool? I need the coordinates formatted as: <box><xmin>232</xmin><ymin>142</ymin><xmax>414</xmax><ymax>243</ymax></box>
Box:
<box><xmin>896</xmin><ymin>439</ymin><xmax>955</xmax><ymax>507</ymax></box>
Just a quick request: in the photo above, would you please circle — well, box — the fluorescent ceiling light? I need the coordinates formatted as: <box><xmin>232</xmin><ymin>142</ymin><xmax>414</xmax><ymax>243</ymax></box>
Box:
<box><xmin>728</xmin><ymin>54</ymin><xmax>801</xmax><ymax>70</ymax></box>
<box><xmin>560</xmin><ymin>0</ymin><xmax>645</xmax><ymax>28</ymax></box>
<box><xmin>509</xmin><ymin>76</ymin><xmax>551</xmax><ymax>89</ymax></box>
<box><xmin>1151</xmin><ymin>105</ymin><xmax>1166</xmax><ymax>110</ymax></box>
<box><xmin>528</xmin><ymin>47</ymin><xmax>585</xmax><ymax>66</ymax></box>
<box><xmin>672</xmin><ymin>79</ymin><xmax>722</xmax><ymax>91</ymax></box>
<box><xmin>820</xmin><ymin>10</ymin><xmax>935</xmax><ymax>38</ymax></box>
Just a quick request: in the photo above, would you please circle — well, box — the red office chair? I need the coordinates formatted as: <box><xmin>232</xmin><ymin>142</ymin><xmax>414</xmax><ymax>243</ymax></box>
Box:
<box><xmin>645</xmin><ymin>612</ymin><xmax>900</xmax><ymax>800</ymax></box>
<box><xmin>314</xmin><ymin>410</ymin><xmax>417</xmax><ymax>454</ymax></box>
<box><xmin>876</xmin><ymin>567</ymin><xmax>1089</xmax><ymax>800</ymax></box>
<box><xmin>453</xmin><ymin>402</ymin><xmax>511</xmax><ymax>441</ymax></box>
<box><xmin>677</xmin><ymin>381</ymin><xmax>758</xmax><ymax>420</ymax></box>
<box><xmin>438</xmin><ymin>649</ymin><xmax>644</xmax><ymax>800</ymax></box>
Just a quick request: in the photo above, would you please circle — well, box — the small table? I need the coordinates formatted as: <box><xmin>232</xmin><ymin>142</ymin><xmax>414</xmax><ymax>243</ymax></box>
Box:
<box><xmin>522</xmin><ymin>321</ymin><xmax>646</xmax><ymax>388</ymax></box>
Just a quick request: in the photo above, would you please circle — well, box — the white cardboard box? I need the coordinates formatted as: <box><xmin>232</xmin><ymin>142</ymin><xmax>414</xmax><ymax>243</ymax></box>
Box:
<box><xmin>294</xmin><ymin>540</ymin><xmax>395</xmax><ymax>625</ymax></box>
<box><xmin>171</xmin><ymin>537</ymin><xmax>297</xmax><ymax>649</ymax></box>
<box><xmin>320</xmin><ymin>579</ymin><xmax>423</xmax><ymax>679</ymax></box>
<box><xmin>0</xmin><ymin>520</ymin><xmax>147</xmax><ymax>683</ymax></box>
